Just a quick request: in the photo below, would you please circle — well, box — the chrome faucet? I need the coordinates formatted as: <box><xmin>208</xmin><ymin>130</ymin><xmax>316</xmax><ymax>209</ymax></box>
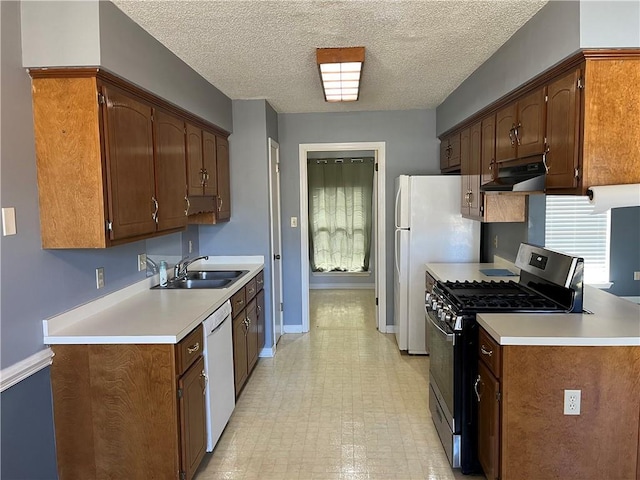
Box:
<box><xmin>174</xmin><ymin>255</ymin><xmax>209</xmax><ymax>280</ymax></box>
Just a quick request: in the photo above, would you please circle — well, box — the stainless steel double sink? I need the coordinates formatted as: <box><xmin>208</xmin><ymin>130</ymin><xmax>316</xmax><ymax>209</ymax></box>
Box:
<box><xmin>152</xmin><ymin>270</ymin><xmax>249</xmax><ymax>289</ymax></box>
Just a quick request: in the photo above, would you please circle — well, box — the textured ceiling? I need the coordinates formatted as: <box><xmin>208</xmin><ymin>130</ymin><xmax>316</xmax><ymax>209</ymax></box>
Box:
<box><xmin>112</xmin><ymin>0</ymin><xmax>548</xmax><ymax>114</ymax></box>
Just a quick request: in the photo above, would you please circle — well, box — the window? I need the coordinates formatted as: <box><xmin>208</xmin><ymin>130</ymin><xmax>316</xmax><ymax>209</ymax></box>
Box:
<box><xmin>545</xmin><ymin>195</ymin><xmax>611</xmax><ymax>285</ymax></box>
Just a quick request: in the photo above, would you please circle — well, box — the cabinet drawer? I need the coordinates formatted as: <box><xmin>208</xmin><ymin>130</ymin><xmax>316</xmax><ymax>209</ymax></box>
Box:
<box><xmin>256</xmin><ymin>271</ymin><xmax>264</xmax><ymax>292</ymax></box>
<box><xmin>245</xmin><ymin>277</ymin><xmax>257</xmax><ymax>302</ymax></box>
<box><xmin>176</xmin><ymin>325</ymin><xmax>203</xmax><ymax>375</ymax></box>
<box><xmin>231</xmin><ymin>288</ymin><xmax>246</xmax><ymax>318</ymax></box>
<box><xmin>478</xmin><ymin>328</ymin><xmax>501</xmax><ymax>378</ymax></box>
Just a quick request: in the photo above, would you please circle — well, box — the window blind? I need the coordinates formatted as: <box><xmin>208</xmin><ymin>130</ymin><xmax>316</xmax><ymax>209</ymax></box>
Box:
<box><xmin>545</xmin><ymin>195</ymin><xmax>611</xmax><ymax>284</ymax></box>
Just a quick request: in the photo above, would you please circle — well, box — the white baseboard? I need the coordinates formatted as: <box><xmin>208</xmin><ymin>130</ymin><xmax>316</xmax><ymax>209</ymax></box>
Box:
<box><xmin>1</xmin><ymin>348</ymin><xmax>54</xmax><ymax>393</ymax></box>
<box><xmin>283</xmin><ymin>325</ymin><xmax>304</xmax><ymax>334</ymax></box>
<box><xmin>309</xmin><ymin>283</ymin><xmax>375</xmax><ymax>290</ymax></box>
<box><xmin>259</xmin><ymin>345</ymin><xmax>275</xmax><ymax>357</ymax></box>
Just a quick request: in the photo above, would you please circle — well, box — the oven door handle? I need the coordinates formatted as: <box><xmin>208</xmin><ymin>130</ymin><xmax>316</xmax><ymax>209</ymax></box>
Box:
<box><xmin>427</xmin><ymin>312</ymin><xmax>455</xmax><ymax>344</ymax></box>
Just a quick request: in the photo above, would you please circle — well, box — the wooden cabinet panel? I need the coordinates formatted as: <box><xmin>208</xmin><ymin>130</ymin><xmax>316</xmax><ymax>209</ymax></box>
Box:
<box><xmin>246</xmin><ymin>299</ymin><xmax>259</xmax><ymax>373</ymax></box>
<box><xmin>478</xmin><ymin>327</ymin><xmax>501</xmax><ymax>378</ymax></box>
<box><xmin>257</xmin><ymin>289</ymin><xmax>265</xmax><ymax>353</ymax></box>
<box><xmin>102</xmin><ymin>85</ymin><xmax>157</xmax><ymax>240</ymax></box>
<box><xmin>245</xmin><ymin>276</ymin><xmax>257</xmax><ymax>302</ymax></box>
<box><xmin>516</xmin><ymin>87</ymin><xmax>546</xmax><ymax>158</ymax></box>
<box><xmin>477</xmin><ymin>360</ymin><xmax>500</xmax><ymax>480</ymax></box>
<box><xmin>216</xmin><ymin>135</ymin><xmax>231</xmax><ymax>221</ymax></box>
<box><xmin>176</xmin><ymin>325</ymin><xmax>203</xmax><ymax>375</ymax></box>
<box><xmin>178</xmin><ymin>356</ymin><xmax>207</xmax><ymax>480</ymax></box>
<box><xmin>460</xmin><ymin>128</ymin><xmax>471</xmax><ymax>215</ymax></box>
<box><xmin>154</xmin><ymin>111</ymin><xmax>188</xmax><ymax>231</ymax></box>
<box><xmin>546</xmin><ymin>69</ymin><xmax>580</xmax><ymax>190</ymax></box>
<box><xmin>186</xmin><ymin>123</ymin><xmax>204</xmax><ymax>197</ymax></box>
<box><xmin>481</xmin><ymin>115</ymin><xmax>496</xmax><ymax>185</ymax></box>
<box><xmin>231</xmin><ymin>288</ymin><xmax>246</xmax><ymax>318</ymax></box>
<box><xmin>448</xmin><ymin>133</ymin><xmax>461</xmax><ymax>169</ymax></box>
<box><xmin>440</xmin><ymin>140</ymin><xmax>449</xmax><ymax>170</ymax></box>
<box><xmin>202</xmin><ymin>131</ymin><xmax>218</xmax><ymax>197</ymax></box>
<box><xmin>496</xmin><ymin>103</ymin><xmax>517</xmax><ymax>163</ymax></box>
<box><xmin>468</xmin><ymin>122</ymin><xmax>482</xmax><ymax>218</ymax></box>
<box><xmin>233</xmin><ymin>313</ymin><xmax>248</xmax><ymax>395</ymax></box>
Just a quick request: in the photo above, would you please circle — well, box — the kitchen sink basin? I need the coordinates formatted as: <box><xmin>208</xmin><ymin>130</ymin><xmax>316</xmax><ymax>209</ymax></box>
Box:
<box><xmin>152</xmin><ymin>270</ymin><xmax>249</xmax><ymax>289</ymax></box>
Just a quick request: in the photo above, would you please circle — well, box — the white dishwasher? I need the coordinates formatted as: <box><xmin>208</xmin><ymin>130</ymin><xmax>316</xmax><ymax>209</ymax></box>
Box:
<box><xmin>202</xmin><ymin>300</ymin><xmax>235</xmax><ymax>452</ymax></box>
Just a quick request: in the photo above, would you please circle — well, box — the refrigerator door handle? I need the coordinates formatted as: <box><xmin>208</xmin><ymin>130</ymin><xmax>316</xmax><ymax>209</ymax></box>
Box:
<box><xmin>394</xmin><ymin>229</ymin><xmax>401</xmax><ymax>278</ymax></box>
<box><xmin>394</xmin><ymin>183</ymin><xmax>402</xmax><ymax>229</ymax></box>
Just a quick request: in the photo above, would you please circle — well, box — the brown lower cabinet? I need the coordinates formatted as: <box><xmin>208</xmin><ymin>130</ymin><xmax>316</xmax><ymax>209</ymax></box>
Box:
<box><xmin>50</xmin><ymin>326</ymin><xmax>206</xmax><ymax>480</ymax></box>
<box><xmin>231</xmin><ymin>271</ymin><xmax>265</xmax><ymax>396</ymax></box>
<box><xmin>476</xmin><ymin>326</ymin><xmax>640</xmax><ymax>480</ymax></box>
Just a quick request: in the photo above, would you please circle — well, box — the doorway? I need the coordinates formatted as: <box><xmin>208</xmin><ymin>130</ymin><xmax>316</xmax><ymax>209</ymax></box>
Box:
<box><xmin>268</xmin><ymin>139</ymin><xmax>284</xmax><ymax>349</ymax></box>
<box><xmin>299</xmin><ymin>142</ymin><xmax>386</xmax><ymax>333</ymax></box>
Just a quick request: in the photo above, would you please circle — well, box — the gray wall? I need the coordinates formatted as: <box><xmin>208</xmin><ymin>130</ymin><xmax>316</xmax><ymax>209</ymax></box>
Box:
<box><xmin>20</xmin><ymin>0</ymin><xmax>233</xmax><ymax>132</ymax></box>
<box><xmin>277</xmin><ymin>109</ymin><xmax>439</xmax><ymax>327</ymax></box>
<box><xmin>437</xmin><ymin>0</ymin><xmax>581</xmax><ymax>135</ymax></box>
<box><xmin>580</xmin><ymin>1</ymin><xmax>640</xmax><ymax>47</ymax></box>
<box><xmin>199</xmin><ymin>100</ymin><xmax>276</xmax><ymax>347</ymax></box>
<box><xmin>608</xmin><ymin>207</ymin><xmax>640</xmax><ymax>297</ymax></box>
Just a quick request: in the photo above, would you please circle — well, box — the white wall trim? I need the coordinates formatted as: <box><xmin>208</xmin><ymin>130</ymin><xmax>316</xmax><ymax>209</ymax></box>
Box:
<box><xmin>283</xmin><ymin>325</ymin><xmax>304</xmax><ymax>334</ymax></box>
<box><xmin>384</xmin><ymin>324</ymin><xmax>397</xmax><ymax>334</ymax></box>
<box><xmin>0</xmin><ymin>348</ymin><xmax>54</xmax><ymax>393</ymax></box>
<box><xmin>299</xmin><ymin>142</ymin><xmax>387</xmax><ymax>334</ymax></box>
<box><xmin>259</xmin><ymin>345</ymin><xmax>275</xmax><ymax>358</ymax></box>
<box><xmin>309</xmin><ymin>283</ymin><xmax>376</xmax><ymax>290</ymax></box>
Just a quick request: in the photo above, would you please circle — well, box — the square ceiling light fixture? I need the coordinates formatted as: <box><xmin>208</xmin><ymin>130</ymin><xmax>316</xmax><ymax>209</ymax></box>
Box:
<box><xmin>316</xmin><ymin>47</ymin><xmax>365</xmax><ymax>102</ymax></box>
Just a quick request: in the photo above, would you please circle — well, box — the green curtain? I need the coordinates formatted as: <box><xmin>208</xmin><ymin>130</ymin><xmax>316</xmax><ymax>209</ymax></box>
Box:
<box><xmin>308</xmin><ymin>161</ymin><xmax>374</xmax><ymax>272</ymax></box>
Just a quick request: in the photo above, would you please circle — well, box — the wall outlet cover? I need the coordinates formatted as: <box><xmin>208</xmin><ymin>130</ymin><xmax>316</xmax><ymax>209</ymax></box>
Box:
<box><xmin>138</xmin><ymin>254</ymin><xmax>147</xmax><ymax>272</ymax></box>
<box><xmin>96</xmin><ymin>267</ymin><xmax>105</xmax><ymax>289</ymax></box>
<box><xmin>2</xmin><ymin>207</ymin><xmax>17</xmax><ymax>236</ymax></box>
<box><xmin>564</xmin><ymin>389</ymin><xmax>581</xmax><ymax>415</ymax></box>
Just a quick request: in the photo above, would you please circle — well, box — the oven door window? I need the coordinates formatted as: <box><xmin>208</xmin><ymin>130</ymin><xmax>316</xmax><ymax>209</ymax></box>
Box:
<box><xmin>427</xmin><ymin>311</ymin><xmax>455</xmax><ymax>419</ymax></box>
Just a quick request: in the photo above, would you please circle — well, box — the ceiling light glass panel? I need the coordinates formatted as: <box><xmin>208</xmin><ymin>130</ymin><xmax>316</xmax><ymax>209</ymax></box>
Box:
<box><xmin>317</xmin><ymin>47</ymin><xmax>365</xmax><ymax>103</ymax></box>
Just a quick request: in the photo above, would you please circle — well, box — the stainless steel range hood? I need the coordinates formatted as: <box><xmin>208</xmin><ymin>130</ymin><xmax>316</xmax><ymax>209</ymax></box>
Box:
<box><xmin>480</xmin><ymin>160</ymin><xmax>546</xmax><ymax>192</ymax></box>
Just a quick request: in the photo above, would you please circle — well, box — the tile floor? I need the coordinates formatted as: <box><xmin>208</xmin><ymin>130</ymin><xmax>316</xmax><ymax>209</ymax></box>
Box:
<box><xmin>195</xmin><ymin>289</ymin><xmax>484</xmax><ymax>480</ymax></box>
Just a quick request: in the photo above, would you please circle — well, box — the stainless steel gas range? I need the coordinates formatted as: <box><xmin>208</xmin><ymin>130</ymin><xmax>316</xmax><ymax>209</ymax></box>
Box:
<box><xmin>425</xmin><ymin>243</ymin><xmax>584</xmax><ymax>474</ymax></box>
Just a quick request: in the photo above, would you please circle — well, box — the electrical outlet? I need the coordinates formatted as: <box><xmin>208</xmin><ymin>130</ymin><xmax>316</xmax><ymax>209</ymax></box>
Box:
<box><xmin>634</xmin><ymin>271</ymin><xmax>640</xmax><ymax>281</ymax></box>
<box><xmin>96</xmin><ymin>267</ymin><xmax>105</xmax><ymax>289</ymax></box>
<box><xmin>138</xmin><ymin>253</ymin><xmax>147</xmax><ymax>272</ymax></box>
<box><xmin>188</xmin><ymin>240</ymin><xmax>193</xmax><ymax>254</ymax></box>
<box><xmin>2</xmin><ymin>207</ymin><xmax>17</xmax><ymax>236</ymax></box>
<box><xmin>291</xmin><ymin>216</ymin><xmax>298</xmax><ymax>228</ymax></box>
<box><xmin>564</xmin><ymin>389</ymin><xmax>581</xmax><ymax>415</ymax></box>
<box><xmin>493</xmin><ymin>235</ymin><xmax>499</xmax><ymax>248</ymax></box>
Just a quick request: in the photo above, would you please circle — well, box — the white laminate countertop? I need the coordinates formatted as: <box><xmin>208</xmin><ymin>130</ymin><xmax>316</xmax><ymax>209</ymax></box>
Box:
<box><xmin>425</xmin><ymin>261</ymin><xmax>640</xmax><ymax>347</ymax></box>
<box><xmin>43</xmin><ymin>257</ymin><xmax>264</xmax><ymax>345</ymax></box>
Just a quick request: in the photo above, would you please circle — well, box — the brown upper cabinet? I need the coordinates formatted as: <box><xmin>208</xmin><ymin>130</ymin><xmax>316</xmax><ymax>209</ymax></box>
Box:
<box><xmin>216</xmin><ymin>136</ymin><xmax>231</xmax><ymax>221</ymax></box>
<box><xmin>29</xmin><ymin>68</ymin><xmax>229</xmax><ymax>248</ymax></box>
<box><xmin>440</xmin><ymin>133</ymin><xmax>461</xmax><ymax>170</ymax></box>
<box><xmin>460</xmin><ymin>125</ymin><xmax>482</xmax><ymax>219</ymax></box>
<box><xmin>186</xmin><ymin>124</ymin><xmax>218</xmax><ymax>198</ymax></box>
<box><xmin>495</xmin><ymin>87</ymin><xmax>546</xmax><ymax>163</ymax></box>
<box><xmin>440</xmin><ymin>51</ymin><xmax>640</xmax><ymax>196</ymax></box>
<box><xmin>480</xmin><ymin>115</ymin><xmax>496</xmax><ymax>185</ymax></box>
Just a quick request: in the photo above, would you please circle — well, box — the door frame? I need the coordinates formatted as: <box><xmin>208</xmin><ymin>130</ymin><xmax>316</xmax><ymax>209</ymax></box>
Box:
<box><xmin>268</xmin><ymin>138</ymin><xmax>283</xmax><ymax>350</ymax></box>
<box><xmin>299</xmin><ymin>142</ymin><xmax>386</xmax><ymax>333</ymax></box>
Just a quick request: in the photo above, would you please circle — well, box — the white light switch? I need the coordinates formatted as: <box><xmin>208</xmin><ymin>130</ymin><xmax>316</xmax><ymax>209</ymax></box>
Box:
<box><xmin>2</xmin><ymin>207</ymin><xmax>16</xmax><ymax>236</ymax></box>
<box><xmin>291</xmin><ymin>216</ymin><xmax>298</xmax><ymax>228</ymax></box>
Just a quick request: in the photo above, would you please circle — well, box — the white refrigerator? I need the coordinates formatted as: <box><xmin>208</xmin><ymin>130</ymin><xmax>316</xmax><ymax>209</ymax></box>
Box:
<box><xmin>394</xmin><ymin>175</ymin><xmax>480</xmax><ymax>353</ymax></box>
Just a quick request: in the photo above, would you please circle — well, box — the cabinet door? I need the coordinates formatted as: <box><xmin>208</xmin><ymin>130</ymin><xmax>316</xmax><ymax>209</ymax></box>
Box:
<box><xmin>481</xmin><ymin>115</ymin><xmax>496</xmax><ymax>185</ymax></box>
<box><xmin>154</xmin><ymin>111</ymin><xmax>188</xmax><ymax>231</ymax></box>
<box><xmin>468</xmin><ymin>122</ymin><xmax>482</xmax><ymax>218</ymax></box>
<box><xmin>477</xmin><ymin>360</ymin><xmax>500</xmax><ymax>480</ymax></box>
<box><xmin>102</xmin><ymin>85</ymin><xmax>157</xmax><ymax>240</ymax></box>
<box><xmin>257</xmin><ymin>289</ymin><xmax>265</xmax><ymax>353</ymax></box>
<box><xmin>460</xmin><ymin>128</ymin><xmax>471</xmax><ymax>216</ymax></box>
<box><xmin>495</xmin><ymin>103</ymin><xmax>517</xmax><ymax>163</ymax></box>
<box><xmin>178</xmin><ymin>356</ymin><xmax>206</xmax><ymax>480</ymax></box>
<box><xmin>233</xmin><ymin>313</ymin><xmax>248</xmax><ymax>395</ymax></box>
<box><xmin>546</xmin><ymin>69</ymin><xmax>580</xmax><ymax>190</ymax></box>
<box><xmin>186</xmin><ymin>123</ymin><xmax>204</xmax><ymax>197</ymax></box>
<box><xmin>216</xmin><ymin>135</ymin><xmax>231</xmax><ymax>221</ymax></box>
<box><xmin>448</xmin><ymin>133</ymin><xmax>461</xmax><ymax>169</ymax></box>
<box><xmin>516</xmin><ymin>87</ymin><xmax>546</xmax><ymax>158</ymax></box>
<box><xmin>440</xmin><ymin>139</ymin><xmax>450</xmax><ymax>170</ymax></box>
<box><xmin>202</xmin><ymin>131</ymin><xmax>218</xmax><ymax>197</ymax></box>
<box><xmin>246</xmin><ymin>299</ymin><xmax>259</xmax><ymax>373</ymax></box>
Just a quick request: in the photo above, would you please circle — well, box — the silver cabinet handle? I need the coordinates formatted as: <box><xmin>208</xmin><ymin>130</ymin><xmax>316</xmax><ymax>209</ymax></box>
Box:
<box><xmin>151</xmin><ymin>196</ymin><xmax>159</xmax><ymax>223</ymax></box>
<box><xmin>508</xmin><ymin>125</ymin><xmax>515</xmax><ymax>146</ymax></box>
<box><xmin>480</xmin><ymin>345</ymin><xmax>493</xmax><ymax>357</ymax></box>
<box><xmin>200</xmin><ymin>168</ymin><xmax>206</xmax><ymax>186</ymax></box>
<box><xmin>515</xmin><ymin>122</ymin><xmax>522</xmax><ymax>145</ymax></box>
<box><xmin>474</xmin><ymin>374</ymin><xmax>482</xmax><ymax>402</ymax></box>
<box><xmin>257</xmin><ymin>305</ymin><xmax>262</xmax><ymax>314</ymax></box>
<box><xmin>200</xmin><ymin>370</ymin><xmax>207</xmax><ymax>395</ymax></box>
<box><xmin>184</xmin><ymin>195</ymin><xmax>190</xmax><ymax>216</ymax></box>
<box><xmin>187</xmin><ymin>342</ymin><xmax>200</xmax><ymax>354</ymax></box>
<box><xmin>217</xmin><ymin>197</ymin><xmax>223</xmax><ymax>212</ymax></box>
<box><xmin>542</xmin><ymin>144</ymin><xmax>550</xmax><ymax>173</ymax></box>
